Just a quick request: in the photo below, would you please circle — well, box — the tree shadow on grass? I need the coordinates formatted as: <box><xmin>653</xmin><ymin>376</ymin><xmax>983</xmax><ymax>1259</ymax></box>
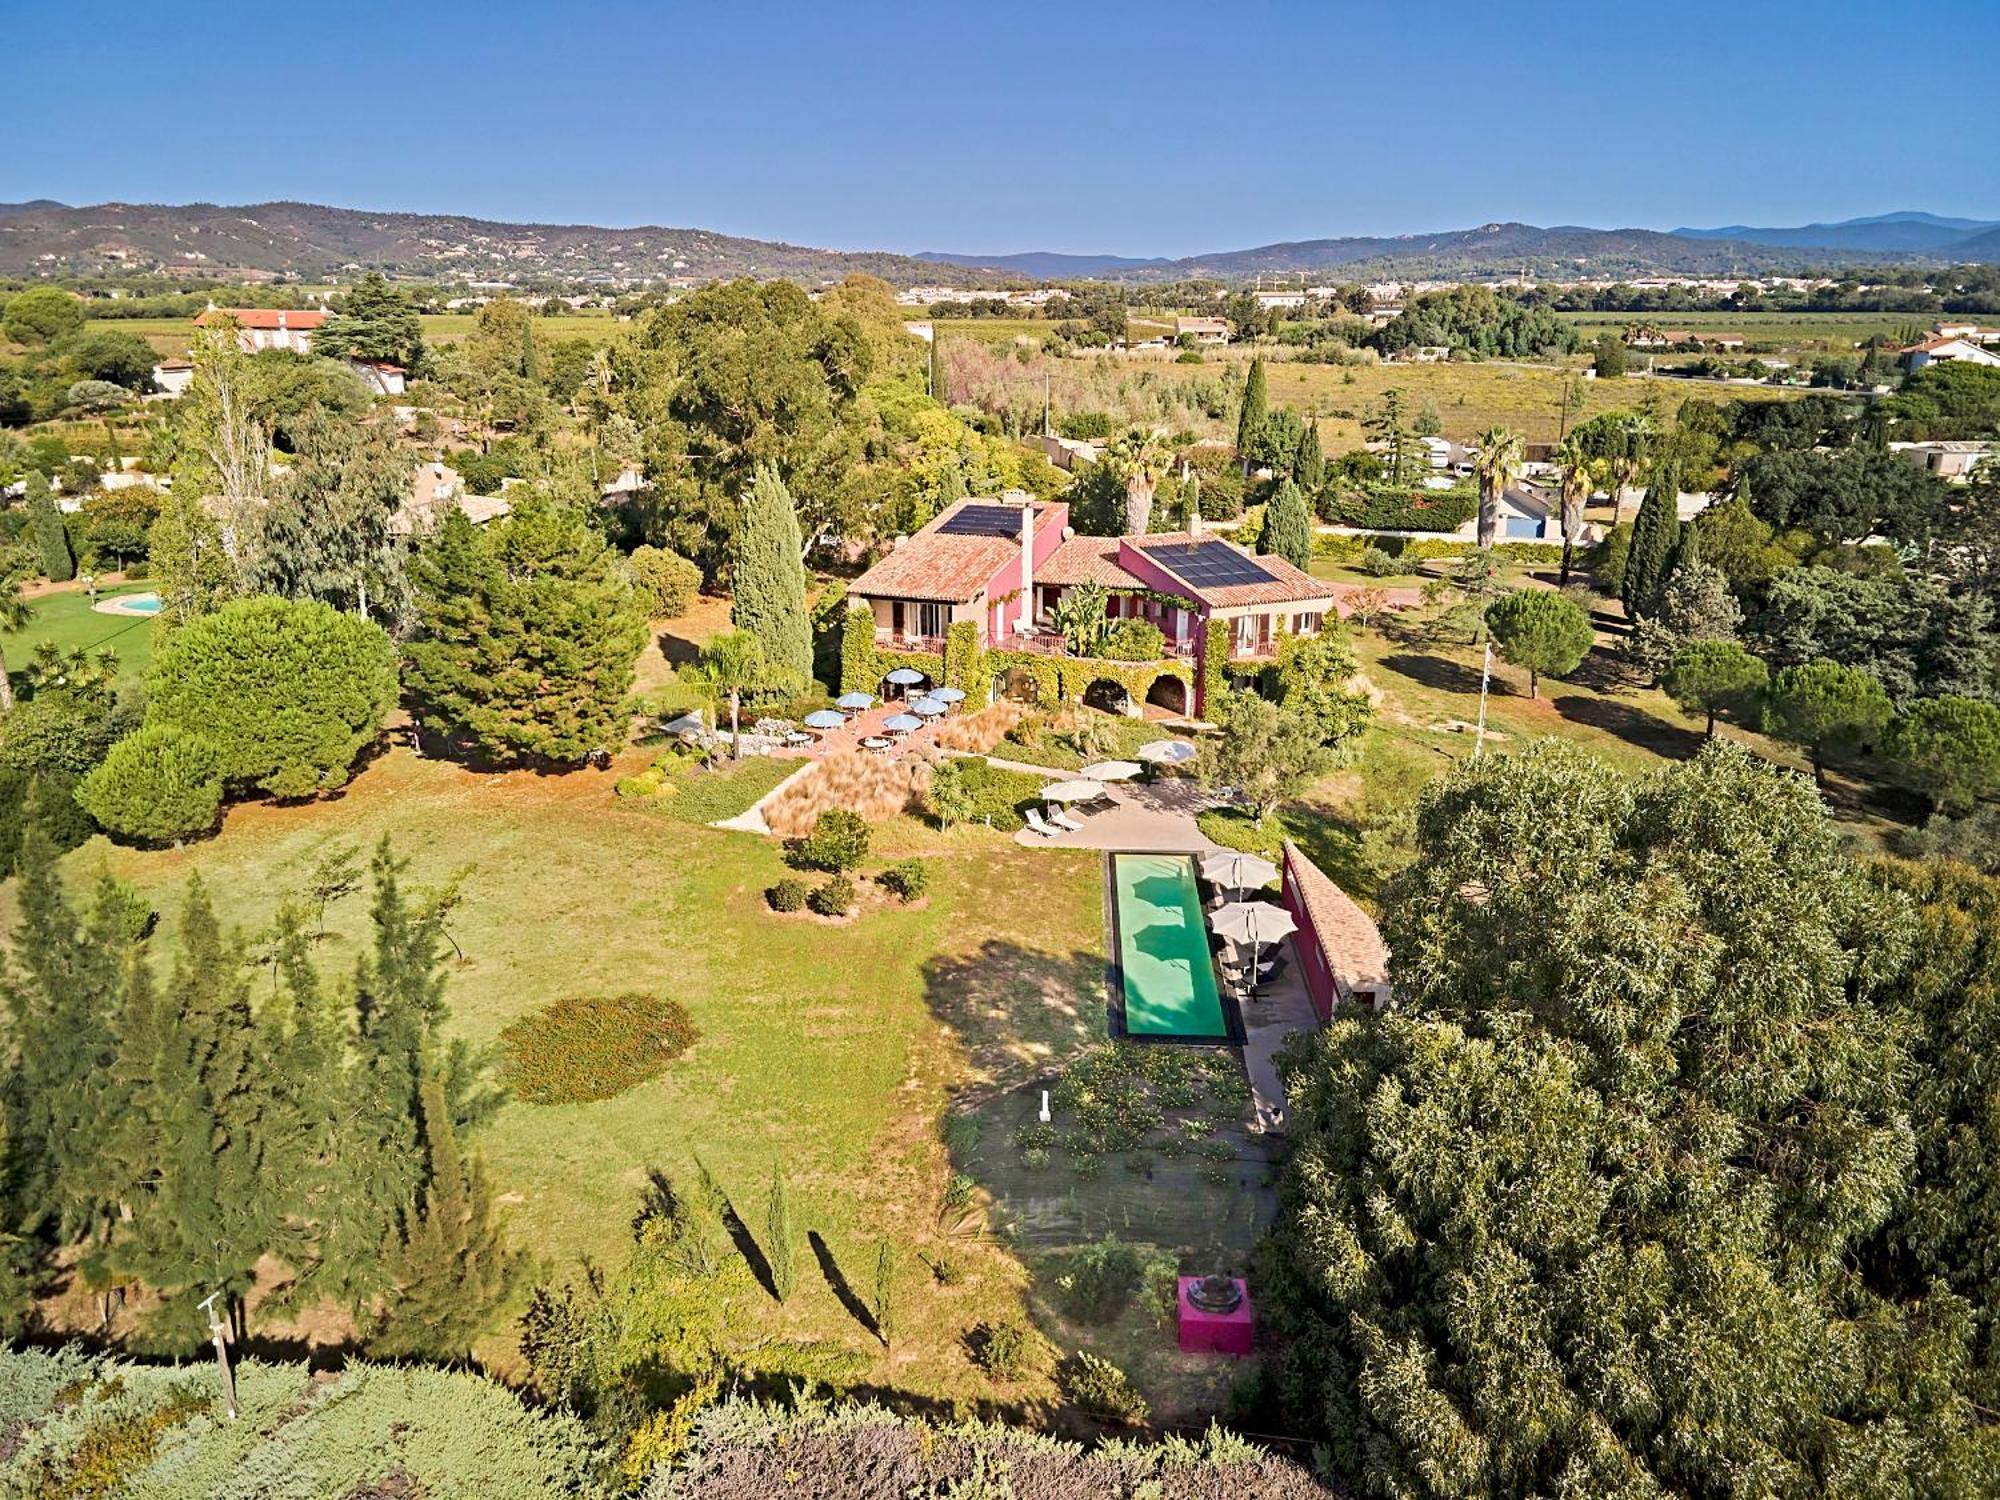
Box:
<box><xmin>714</xmin><ymin>1187</ymin><xmax>780</xmax><ymax>1302</ymax></box>
<box><xmin>1380</xmin><ymin>652</ymin><xmax>1487</xmax><ymax>697</ymax></box>
<box><xmin>657</xmin><ymin>627</ymin><xmax>703</xmax><ymax>667</ymax></box>
<box><xmin>1550</xmin><ymin>694</ymin><xmax>1704</xmax><ymax>761</ymax></box>
<box><xmin>808</xmin><ymin>1231</ymin><xmax>880</xmax><ymax>1344</ymax></box>
<box><xmin>920</xmin><ymin>941</ymin><xmax>1109</xmax><ymax>1110</ymax></box>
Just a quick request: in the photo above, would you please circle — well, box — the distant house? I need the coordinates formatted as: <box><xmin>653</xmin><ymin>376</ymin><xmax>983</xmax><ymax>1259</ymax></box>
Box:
<box><xmin>1625</xmin><ymin>327</ymin><xmax>1675</xmax><ymax>349</ymax></box>
<box><xmin>1387</xmin><ymin>345</ymin><xmax>1450</xmax><ymax>364</ymax></box>
<box><xmin>151</xmin><ymin>359</ymin><xmax>194</xmax><ymax>397</ymax></box>
<box><xmin>1173</xmin><ymin>316</ymin><xmax>1230</xmax><ymax>345</ymax></box>
<box><xmin>1252</xmin><ymin>291</ymin><xmax>1307</xmax><ymax>311</ymax></box>
<box><xmin>1030</xmin><ymin>433</ymin><xmax>1104</xmax><ymax>472</ymax></box>
<box><xmin>1933</xmin><ymin>321</ymin><xmax>2000</xmax><ymax>345</ymax></box>
<box><xmin>348</xmin><ymin>360</ymin><xmax>406</xmax><ymax>396</ymax></box>
<box><xmin>1899</xmin><ymin>336</ymin><xmax>2000</xmax><ymax>372</ymax></box>
<box><xmin>1696</xmin><ymin>332</ymin><xmax>1745</xmax><ymax>351</ymax></box>
<box><xmin>1892</xmin><ymin>441</ymin><xmax>1997</xmax><ymax>481</ymax></box>
<box><xmin>391</xmin><ymin>461</ymin><xmax>512</xmax><ymax>536</ymax></box>
<box><xmin>193</xmin><ymin>306</ymin><xmax>327</xmax><ymax>355</ymax></box>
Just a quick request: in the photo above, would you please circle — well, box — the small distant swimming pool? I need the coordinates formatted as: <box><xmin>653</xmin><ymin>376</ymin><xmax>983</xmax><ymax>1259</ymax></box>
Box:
<box><xmin>93</xmin><ymin>591</ymin><xmax>160</xmax><ymax>617</ymax></box>
<box><xmin>1107</xmin><ymin>852</ymin><xmax>1240</xmax><ymax>1043</ymax></box>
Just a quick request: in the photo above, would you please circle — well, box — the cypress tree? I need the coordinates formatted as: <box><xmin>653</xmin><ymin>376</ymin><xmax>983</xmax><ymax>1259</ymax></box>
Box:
<box><xmin>766</xmin><ymin>1161</ymin><xmax>797</xmax><ymax>1302</ymax></box>
<box><xmin>23</xmin><ymin>473</ymin><xmax>73</xmax><ymax>583</ymax></box>
<box><xmin>1622</xmin><ymin>458</ymin><xmax>1682</xmax><ymax>619</ymax></box>
<box><xmin>1235</xmin><ymin>358</ymin><xmax>1268</xmax><ymax>460</ymax></box>
<box><xmin>731</xmin><ymin>464</ymin><xmax>813</xmax><ymax>692</ymax></box>
<box><xmin>1261</xmin><ymin>478</ymin><xmax>1313</xmax><ymax>571</ymax></box>
<box><xmin>372</xmin><ymin>1074</ymin><xmax>527</xmax><ymax>1361</ymax></box>
<box><xmin>1293</xmin><ymin>422</ymin><xmax>1325</xmax><ymax>492</ymax></box>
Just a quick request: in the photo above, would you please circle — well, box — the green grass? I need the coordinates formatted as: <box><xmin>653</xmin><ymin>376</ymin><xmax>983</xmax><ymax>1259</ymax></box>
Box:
<box><xmin>8</xmin><ymin>583</ymin><xmax>156</xmax><ymax>682</ymax></box>
<box><xmin>655</xmin><ymin>754</ymin><xmax>797</xmax><ymax>822</ymax></box>
<box><xmin>1557</xmin><ymin>309</ymin><xmax>1917</xmax><ymax>353</ymax></box>
<box><xmin>0</xmin><ymin>747</ymin><xmax>1135</xmax><ymax>1404</ymax></box>
<box><xmin>984</xmin><ymin>712</ymin><xmax>1192</xmax><ymax>774</ymax></box>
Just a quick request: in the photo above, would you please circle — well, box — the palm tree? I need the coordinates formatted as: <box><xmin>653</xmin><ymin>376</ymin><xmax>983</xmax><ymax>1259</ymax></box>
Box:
<box><xmin>1553</xmin><ymin>437</ymin><xmax>1597</xmax><ymax>587</ymax></box>
<box><xmin>1472</xmin><ymin>427</ymin><xmax>1524</xmax><ymax>551</ymax></box>
<box><xmin>685</xmin><ymin>629</ymin><xmax>766</xmax><ymax>760</ymax></box>
<box><xmin>1111</xmin><ymin>429</ymin><xmax>1169</xmax><ymax>535</ymax></box>
<box><xmin>1606</xmin><ymin>412</ymin><xmax>1653</xmax><ymax>524</ymax></box>
<box><xmin>0</xmin><ymin>552</ymin><xmax>32</xmax><ymax>714</ymax></box>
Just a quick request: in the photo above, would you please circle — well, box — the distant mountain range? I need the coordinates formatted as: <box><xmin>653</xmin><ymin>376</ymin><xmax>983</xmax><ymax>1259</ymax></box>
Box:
<box><xmin>1673</xmin><ymin>210</ymin><xmax>2000</xmax><ymax>255</ymax></box>
<box><xmin>3</xmin><ymin>200</ymin><xmax>1997</xmax><ymax>286</ymax></box>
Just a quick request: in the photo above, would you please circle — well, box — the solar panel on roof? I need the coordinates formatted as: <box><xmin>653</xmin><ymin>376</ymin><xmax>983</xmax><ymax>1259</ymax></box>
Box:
<box><xmin>1142</xmin><ymin>541</ymin><xmax>1275</xmax><ymax>588</ymax></box>
<box><xmin>937</xmin><ymin>504</ymin><xmax>1029</xmax><ymax>537</ymax></box>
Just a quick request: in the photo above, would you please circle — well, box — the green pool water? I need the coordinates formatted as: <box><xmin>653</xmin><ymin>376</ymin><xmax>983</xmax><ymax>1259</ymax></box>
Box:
<box><xmin>1111</xmin><ymin>853</ymin><xmax>1230</xmax><ymax>1040</ymax></box>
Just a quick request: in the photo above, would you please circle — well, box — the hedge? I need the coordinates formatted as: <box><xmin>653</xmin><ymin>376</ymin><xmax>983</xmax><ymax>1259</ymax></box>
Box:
<box><xmin>1327</xmin><ymin>484</ymin><xmax>1478</xmax><ymax>532</ymax></box>
<box><xmin>943</xmin><ymin>619</ymin><xmax>982</xmax><ymax>689</ymax></box>
<box><xmin>1314</xmin><ymin>534</ymin><xmax>1564</xmax><ymax>566</ymax></box>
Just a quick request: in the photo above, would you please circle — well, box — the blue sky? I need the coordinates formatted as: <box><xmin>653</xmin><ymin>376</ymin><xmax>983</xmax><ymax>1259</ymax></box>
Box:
<box><xmin>8</xmin><ymin>0</ymin><xmax>1998</xmax><ymax>257</ymax></box>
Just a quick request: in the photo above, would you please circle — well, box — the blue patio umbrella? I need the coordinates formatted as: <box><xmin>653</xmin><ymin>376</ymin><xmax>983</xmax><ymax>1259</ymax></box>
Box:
<box><xmin>836</xmin><ymin>691</ymin><xmax>875</xmax><ymax>710</ymax></box>
<box><xmin>883</xmin><ymin>713</ymin><xmax>924</xmax><ymax>733</ymax></box>
<box><xmin>932</xmin><ymin>686</ymin><xmax>967</xmax><ymax>703</ymax></box>
<box><xmin>909</xmin><ymin>697</ymin><xmax>948</xmax><ymax>718</ymax></box>
<box><xmin>803</xmin><ymin>710</ymin><xmax>846</xmax><ymax>730</ymax></box>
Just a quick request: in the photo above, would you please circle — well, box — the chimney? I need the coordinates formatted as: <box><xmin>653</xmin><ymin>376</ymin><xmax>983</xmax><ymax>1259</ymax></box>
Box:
<box><xmin>278</xmin><ymin>310</ymin><xmax>288</xmax><ymax>330</ymax></box>
<box><xmin>1017</xmin><ymin>502</ymin><xmax>1036</xmax><ymax>636</ymax></box>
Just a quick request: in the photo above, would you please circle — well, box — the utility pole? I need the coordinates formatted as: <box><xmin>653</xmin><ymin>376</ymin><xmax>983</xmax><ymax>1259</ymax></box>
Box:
<box><xmin>1042</xmin><ymin>369</ymin><xmax>1051</xmax><ymax>437</ymax></box>
<box><xmin>1472</xmin><ymin>640</ymin><xmax>1488</xmax><ymax>756</ymax></box>
<box><xmin>197</xmin><ymin>1291</ymin><xmax>238</xmax><ymax>1421</ymax></box>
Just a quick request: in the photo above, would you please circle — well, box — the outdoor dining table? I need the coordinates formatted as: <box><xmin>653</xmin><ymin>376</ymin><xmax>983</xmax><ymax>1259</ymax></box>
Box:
<box><xmin>861</xmin><ymin>736</ymin><xmax>892</xmax><ymax>752</ymax></box>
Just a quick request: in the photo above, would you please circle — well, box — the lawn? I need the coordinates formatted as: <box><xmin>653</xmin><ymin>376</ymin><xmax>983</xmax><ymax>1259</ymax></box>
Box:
<box><xmin>9</xmin><ymin>581</ymin><xmax>156</xmax><ymax>682</ymax></box>
<box><xmin>0</xmin><ymin>743</ymin><xmax>1210</xmax><ymax>1408</ymax></box>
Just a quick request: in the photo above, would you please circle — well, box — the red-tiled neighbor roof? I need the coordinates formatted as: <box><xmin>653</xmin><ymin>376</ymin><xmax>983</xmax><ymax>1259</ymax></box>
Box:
<box><xmin>1132</xmin><ymin>534</ymin><xmax>1339</xmax><ymax>610</ymax></box>
<box><xmin>1283</xmin><ymin>840</ymin><xmax>1391</xmax><ymax>1007</ymax></box>
<box><xmin>1039</xmin><ymin>534</ymin><xmax>1149</xmax><ymax>589</ymax></box>
<box><xmin>194</xmin><ymin>308</ymin><xmax>327</xmax><ymax>330</ymax></box>
<box><xmin>849</xmin><ymin>498</ymin><xmax>1052</xmax><ymax>604</ymax></box>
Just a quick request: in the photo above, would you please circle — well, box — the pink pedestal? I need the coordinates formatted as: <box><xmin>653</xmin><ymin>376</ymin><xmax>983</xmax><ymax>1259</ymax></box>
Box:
<box><xmin>1177</xmin><ymin>1277</ymin><xmax>1254</xmax><ymax>1357</ymax></box>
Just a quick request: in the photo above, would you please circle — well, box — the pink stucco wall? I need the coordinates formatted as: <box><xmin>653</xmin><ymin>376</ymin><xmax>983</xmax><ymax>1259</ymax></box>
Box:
<box><xmin>1281</xmin><ymin>848</ymin><xmax>1337</xmax><ymax>1024</ymax></box>
<box><xmin>973</xmin><ymin>503</ymin><xmax>1068</xmax><ymax>642</ymax></box>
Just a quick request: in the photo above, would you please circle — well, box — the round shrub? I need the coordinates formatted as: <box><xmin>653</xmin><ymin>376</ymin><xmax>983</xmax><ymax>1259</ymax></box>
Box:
<box><xmin>790</xmin><ymin>808</ymin><xmax>871</xmax><ymax>873</ymax></box>
<box><xmin>76</xmin><ymin>724</ymin><xmax>223</xmax><ymax>845</ymax></box>
<box><xmin>807</xmin><ymin>874</ymin><xmax>855</xmax><ymax>917</ymax></box>
<box><xmin>501</xmin><ymin>992</ymin><xmax>697</xmax><ymax>1105</ymax></box>
<box><xmin>1100</xmin><ymin>619</ymin><xmax>1165</xmax><ymax>662</ymax></box>
<box><xmin>879</xmin><ymin>859</ymin><xmax>930</xmax><ymax>902</ymax></box>
<box><xmin>144</xmin><ymin>595</ymin><xmax>397</xmax><ymax>799</ymax></box>
<box><xmin>1054</xmin><ymin>1237</ymin><xmax>1144</xmax><ymax>1325</ymax></box>
<box><xmin>627</xmin><ymin>546</ymin><xmax>702</xmax><ymax>619</ymax></box>
<box><xmin>971</xmin><ymin>1321</ymin><xmax>1034</xmax><ymax>1381</ymax></box>
<box><xmin>767</xmin><ymin>877</ymin><xmax>808</xmax><ymax>912</ymax></box>
<box><xmin>1358</xmin><ymin>545</ymin><xmax>1403</xmax><ymax>577</ymax></box>
<box><xmin>1060</xmin><ymin>1351</ymin><xmax>1148</xmax><ymax>1424</ymax></box>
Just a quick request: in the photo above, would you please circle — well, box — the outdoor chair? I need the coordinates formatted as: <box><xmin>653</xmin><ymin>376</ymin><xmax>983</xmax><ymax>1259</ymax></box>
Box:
<box><xmin>1051</xmin><ymin>808</ymin><xmax>1085</xmax><ymax>832</ymax></box>
<box><xmin>1023</xmin><ymin>808</ymin><xmax>1064</xmax><ymax>839</ymax></box>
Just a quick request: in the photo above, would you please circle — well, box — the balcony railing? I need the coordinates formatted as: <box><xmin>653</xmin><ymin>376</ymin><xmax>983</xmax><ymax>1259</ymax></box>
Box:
<box><xmin>994</xmin><ymin>629</ymin><xmax>1199</xmax><ymax>662</ymax></box>
<box><xmin>874</xmin><ymin>629</ymin><xmax>947</xmax><ymax>654</ymax></box>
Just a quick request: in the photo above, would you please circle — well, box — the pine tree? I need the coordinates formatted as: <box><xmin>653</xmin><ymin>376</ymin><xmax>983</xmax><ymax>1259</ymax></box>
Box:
<box><xmin>730</xmin><ymin>464</ymin><xmax>813</xmax><ymax>692</ymax></box>
<box><xmin>766</xmin><ymin>1162</ymin><xmax>797</xmax><ymax>1302</ymax></box>
<box><xmin>371</xmin><ymin>1074</ymin><xmax>527</xmax><ymax>1361</ymax></box>
<box><xmin>1235</xmin><ymin>358</ymin><xmax>1268</xmax><ymax>462</ymax></box>
<box><xmin>23</xmin><ymin>473</ymin><xmax>73</xmax><ymax>583</ymax></box>
<box><xmin>1260</xmin><ymin>478</ymin><xmax>1312</xmax><ymax>571</ymax></box>
<box><xmin>1622</xmin><ymin>458</ymin><xmax>1682</xmax><ymax>619</ymax></box>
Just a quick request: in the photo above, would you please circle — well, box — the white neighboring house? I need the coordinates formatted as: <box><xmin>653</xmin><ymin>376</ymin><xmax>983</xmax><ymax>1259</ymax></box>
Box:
<box><xmin>1891</xmin><ymin>441</ymin><xmax>1998</xmax><ymax>482</ymax></box>
<box><xmin>1387</xmin><ymin>345</ymin><xmax>1450</xmax><ymax>364</ymax></box>
<box><xmin>1173</xmin><ymin>316</ymin><xmax>1230</xmax><ymax>345</ymax></box>
<box><xmin>1900</xmin><ymin>336</ymin><xmax>2000</xmax><ymax>372</ymax></box>
<box><xmin>151</xmin><ymin>359</ymin><xmax>194</xmax><ymax>397</ymax></box>
<box><xmin>192</xmin><ymin>306</ymin><xmax>327</xmax><ymax>354</ymax></box>
<box><xmin>348</xmin><ymin>359</ymin><xmax>407</xmax><ymax>396</ymax></box>
<box><xmin>1030</xmin><ymin>434</ymin><xmax>1104</xmax><ymax>472</ymax></box>
<box><xmin>1253</xmin><ymin>291</ymin><xmax>1307</xmax><ymax>311</ymax></box>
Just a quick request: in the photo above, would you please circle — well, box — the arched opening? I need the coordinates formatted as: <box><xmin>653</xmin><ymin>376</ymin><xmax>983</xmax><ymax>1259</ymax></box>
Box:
<box><xmin>1144</xmin><ymin>675</ymin><xmax>1189</xmax><ymax>717</ymax></box>
<box><xmin>1082</xmin><ymin>678</ymin><xmax>1135</xmax><ymax>716</ymax></box>
<box><xmin>993</xmin><ymin>667</ymin><xmax>1041</xmax><ymax>705</ymax></box>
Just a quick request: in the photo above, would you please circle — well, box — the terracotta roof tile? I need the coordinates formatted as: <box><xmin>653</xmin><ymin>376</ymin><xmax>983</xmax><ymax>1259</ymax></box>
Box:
<box><xmin>1039</xmin><ymin>535</ymin><xmax>1149</xmax><ymax>589</ymax></box>
<box><xmin>850</xmin><ymin>499</ymin><xmax>1049</xmax><ymax>604</ymax></box>
<box><xmin>1283</xmin><ymin>840</ymin><xmax>1391</xmax><ymax>1006</ymax></box>
<box><xmin>194</xmin><ymin>308</ymin><xmax>327</xmax><ymax>330</ymax></box>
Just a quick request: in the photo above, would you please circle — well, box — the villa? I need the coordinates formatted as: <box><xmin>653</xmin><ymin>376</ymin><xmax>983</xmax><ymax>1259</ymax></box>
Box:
<box><xmin>848</xmin><ymin>494</ymin><xmax>1337</xmax><ymax>717</ymax></box>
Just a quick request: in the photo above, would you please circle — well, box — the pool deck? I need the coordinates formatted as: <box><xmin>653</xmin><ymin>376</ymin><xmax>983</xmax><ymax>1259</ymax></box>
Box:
<box><xmin>1007</xmin><ymin>770</ymin><xmax>1319</xmax><ymax>1136</ymax></box>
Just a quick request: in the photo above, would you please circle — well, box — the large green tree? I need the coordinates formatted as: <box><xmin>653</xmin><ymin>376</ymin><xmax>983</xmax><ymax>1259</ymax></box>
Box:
<box><xmin>1235</xmin><ymin>356</ymin><xmax>1269</xmax><ymax>461</ymax></box>
<box><xmin>23</xmin><ymin>473</ymin><xmax>72</xmax><ymax>583</ymax></box>
<box><xmin>254</xmin><ymin>411</ymin><xmax>414</xmax><ymax>623</ymax></box>
<box><xmin>1260</xmin><ymin>477</ymin><xmax>1312</xmax><ymax>571</ymax></box>
<box><xmin>1484</xmin><ymin>587</ymin><xmax>1592</xmax><ymax>698</ymax></box>
<box><xmin>1620</xmin><ymin>457</ymin><xmax>1681</xmax><ymax>617</ymax></box>
<box><xmin>1765</xmin><ymin>659</ymin><xmax>1893</xmax><ymax>785</ymax></box>
<box><xmin>1664</xmin><ymin>638</ymin><xmax>1767</xmax><ymax>735</ymax></box>
<box><xmin>314</xmin><ymin>273</ymin><xmax>426</xmax><ymax>371</ymax></box>
<box><xmin>1887</xmin><ymin>695</ymin><xmax>2000</xmax><ymax>814</ymax></box>
<box><xmin>730</xmin><ymin>464</ymin><xmax>812</xmax><ymax>691</ymax></box>
<box><xmin>1265</xmin><ymin>742</ymin><xmax>1984</xmax><ymax>1497</ymax></box>
<box><xmin>405</xmin><ymin>495</ymin><xmax>649</xmax><ymax>766</ymax></box>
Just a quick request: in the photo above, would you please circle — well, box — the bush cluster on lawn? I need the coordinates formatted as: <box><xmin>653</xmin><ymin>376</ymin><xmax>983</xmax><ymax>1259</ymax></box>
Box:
<box><xmin>807</xmin><ymin>875</ymin><xmax>856</xmax><ymax>917</ymax></box>
<box><xmin>879</xmin><ymin>859</ymin><xmax>930</xmax><ymax>901</ymax></box>
<box><xmin>968</xmin><ymin>1320</ymin><xmax>1036</xmax><ymax>1382</ymax></box>
<box><xmin>766</xmin><ymin>877</ymin><xmax>809</xmax><ymax>912</ymax></box>
<box><xmin>1052</xmin><ymin>1236</ymin><xmax>1145</xmax><ymax>1325</ymax></box>
<box><xmin>786</xmin><ymin>808</ymin><xmax>871</xmax><ymax>872</ymax></box>
<box><xmin>1059</xmin><ymin>1351</ymin><xmax>1149</xmax><ymax>1424</ymax></box>
<box><xmin>655</xmin><ymin>756</ymin><xmax>797</xmax><ymax>824</ymax></box>
<box><xmin>626</xmin><ymin>544</ymin><xmax>702</xmax><ymax>618</ymax></box>
<box><xmin>501</xmin><ymin>992</ymin><xmax>698</xmax><ymax>1105</ymax></box>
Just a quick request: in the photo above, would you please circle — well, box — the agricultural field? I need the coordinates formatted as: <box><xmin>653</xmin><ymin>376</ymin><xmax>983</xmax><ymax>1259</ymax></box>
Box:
<box><xmin>1162</xmin><ymin>350</ymin><xmax>1800</xmax><ymax>450</ymax></box>
<box><xmin>1557</xmin><ymin>309</ymin><xmax>1919</xmax><ymax>354</ymax></box>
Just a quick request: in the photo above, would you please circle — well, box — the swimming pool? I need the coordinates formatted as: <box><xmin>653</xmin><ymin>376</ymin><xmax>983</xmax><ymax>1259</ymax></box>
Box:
<box><xmin>92</xmin><ymin>591</ymin><xmax>161</xmax><ymax>617</ymax></box>
<box><xmin>1107</xmin><ymin>852</ymin><xmax>1239</xmax><ymax>1043</ymax></box>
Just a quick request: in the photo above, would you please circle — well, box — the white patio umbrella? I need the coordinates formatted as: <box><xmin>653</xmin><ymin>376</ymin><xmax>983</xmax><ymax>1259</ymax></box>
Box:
<box><xmin>1137</xmin><ymin>739</ymin><xmax>1199</xmax><ymax>767</ymax></box>
<box><xmin>803</xmin><ymin>709</ymin><xmax>846</xmax><ymax>730</ymax></box>
<box><xmin>883</xmin><ymin>713</ymin><xmax>924</xmax><ymax>734</ymax></box>
<box><xmin>908</xmin><ymin>697</ymin><xmax>949</xmax><ymax>718</ymax></box>
<box><xmin>1200</xmin><ymin>851</ymin><xmax>1278</xmax><ymax>892</ymax></box>
<box><xmin>1079</xmin><ymin>759</ymin><xmax>1143</xmax><ymax>783</ymax></box>
<box><xmin>1209</xmin><ymin>900</ymin><xmax>1298</xmax><ymax>990</ymax></box>
<box><xmin>932</xmin><ymin>686</ymin><xmax>967</xmax><ymax>703</ymax></box>
<box><xmin>883</xmin><ymin>667</ymin><xmax>926</xmax><ymax>699</ymax></box>
<box><xmin>1040</xmin><ymin>779</ymin><xmax>1107</xmax><ymax>805</ymax></box>
<box><xmin>836</xmin><ymin>691</ymin><xmax>875</xmax><ymax>711</ymax></box>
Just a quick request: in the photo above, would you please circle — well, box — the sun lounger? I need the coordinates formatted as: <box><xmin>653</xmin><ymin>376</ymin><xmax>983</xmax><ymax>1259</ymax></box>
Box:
<box><xmin>1051</xmin><ymin>808</ymin><xmax>1085</xmax><ymax>832</ymax></box>
<box><xmin>1023</xmin><ymin>808</ymin><xmax>1064</xmax><ymax>839</ymax></box>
